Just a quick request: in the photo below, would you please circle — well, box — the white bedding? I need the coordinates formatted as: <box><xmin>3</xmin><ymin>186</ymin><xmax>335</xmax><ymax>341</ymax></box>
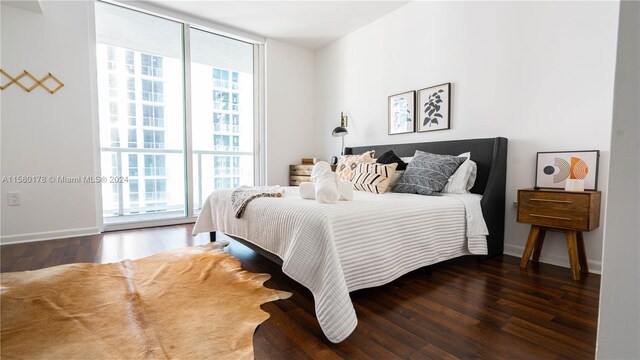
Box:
<box><xmin>193</xmin><ymin>187</ymin><xmax>488</xmax><ymax>343</ymax></box>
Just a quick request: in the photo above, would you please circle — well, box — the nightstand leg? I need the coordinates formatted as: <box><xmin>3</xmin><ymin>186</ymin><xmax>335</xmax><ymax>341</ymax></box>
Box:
<box><xmin>532</xmin><ymin>228</ymin><xmax>546</xmax><ymax>263</ymax></box>
<box><xmin>565</xmin><ymin>231</ymin><xmax>581</xmax><ymax>281</ymax></box>
<box><xmin>576</xmin><ymin>231</ymin><xmax>589</xmax><ymax>274</ymax></box>
<box><xmin>521</xmin><ymin>225</ymin><xmax>542</xmax><ymax>269</ymax></box>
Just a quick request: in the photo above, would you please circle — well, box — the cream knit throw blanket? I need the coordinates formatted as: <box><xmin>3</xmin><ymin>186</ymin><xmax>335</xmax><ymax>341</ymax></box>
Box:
<box><xmin>231</xmin><ymin>186</ymin><xmax>283</xmax><ymax>219</ymax></box>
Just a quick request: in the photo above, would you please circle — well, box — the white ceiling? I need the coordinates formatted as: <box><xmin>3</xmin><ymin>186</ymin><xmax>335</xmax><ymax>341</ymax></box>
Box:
<box><xmin>140</xmin><ymin>1</ymin><xmax>410</xmax><ymax>50</ymax></box>
<box><xmin>2</xmin><ymin>0</ymin><xmax>43</xmax><ymax>14</ymax></box>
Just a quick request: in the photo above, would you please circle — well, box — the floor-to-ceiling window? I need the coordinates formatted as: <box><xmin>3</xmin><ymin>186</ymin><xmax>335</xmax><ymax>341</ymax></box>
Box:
<box><xmin>190</xmin><ymin>29</ymin><xmax>254</xmax><ymax>211</ymax></box>
<box><xmin>95</xmin><ymin>2</ymin><xmax>259</xmax><ymax>226</ymax></box>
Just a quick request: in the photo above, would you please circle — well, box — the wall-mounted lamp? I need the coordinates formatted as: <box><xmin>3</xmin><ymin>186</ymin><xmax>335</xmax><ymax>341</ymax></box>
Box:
<box><xmin>340</xmin><ymin>111</ymin><xmax>348</xmax><ymax>127</ymax></box>
<box><xmin>332</xmin><ymin>112</ymin><xmax>349</xmax><ymax>155</ymax></box>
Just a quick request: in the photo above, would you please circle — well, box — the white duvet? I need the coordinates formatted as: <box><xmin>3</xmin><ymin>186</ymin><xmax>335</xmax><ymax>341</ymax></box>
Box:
<box><xmin>193</xmin><ymin>187</ymin><xmax>488</xmax><ymax>343</ymax></box>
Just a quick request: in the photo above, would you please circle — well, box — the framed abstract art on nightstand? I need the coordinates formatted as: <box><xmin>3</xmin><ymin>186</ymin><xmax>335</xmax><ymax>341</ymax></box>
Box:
<box><xmin>535</xmin><ymin>150</ymin><xmax>600</xmax><ymax>190</ymax></box>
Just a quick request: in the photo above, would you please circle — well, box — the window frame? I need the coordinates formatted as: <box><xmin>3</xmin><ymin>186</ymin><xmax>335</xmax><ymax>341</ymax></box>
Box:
<box><xmin>93</xmin><ymin>0</ymin><xmax>266</xmax><ymax>232</ymax></box>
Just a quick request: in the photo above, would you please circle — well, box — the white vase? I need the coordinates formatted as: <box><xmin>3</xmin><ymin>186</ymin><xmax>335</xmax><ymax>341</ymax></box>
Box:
<box><xmin>565</xmin><ymin>179</ymin><xmax>585</xmax><ymax>191</ymax></box>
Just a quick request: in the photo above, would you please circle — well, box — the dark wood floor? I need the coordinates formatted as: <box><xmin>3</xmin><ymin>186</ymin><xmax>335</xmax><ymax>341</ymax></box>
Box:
<box><xmin>1</xmin><ymin>224</ymin><xmax>600</xmax><ymax>359</ymax></box>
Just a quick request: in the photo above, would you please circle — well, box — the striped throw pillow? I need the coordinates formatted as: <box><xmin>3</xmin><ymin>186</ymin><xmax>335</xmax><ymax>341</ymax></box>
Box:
<box><xmin>351</xmin><ymin>163</ymin><xmax>398</xmax><ymax>194</ymax></box>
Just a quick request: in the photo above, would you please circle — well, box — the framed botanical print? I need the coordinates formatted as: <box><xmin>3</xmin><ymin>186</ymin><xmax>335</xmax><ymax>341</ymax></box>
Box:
<box><xmin>535</xmin><ymin>150</ymin><xmax>600</xmax><ymax>190</ymax></box>
<box><xmin>417</xmin><ymin>83</ymin><xmax>451</xmax><ymax>132</ymax></box>
<box><xmin>388</xmin><ymin>91</ymin><xmax>415</xmax><ymax>135</ymax></box>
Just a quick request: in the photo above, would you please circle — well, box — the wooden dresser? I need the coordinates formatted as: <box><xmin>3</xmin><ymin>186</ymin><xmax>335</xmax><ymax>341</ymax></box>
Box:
<box><xmin>289</xmin><ymin>164</ymin><xmax>314</xmax><ymax>186</ymax></box>
<box><xmin>517</xmin><ymin>188</ymin><xmax>601</xmax><ymax>280</ymax></box>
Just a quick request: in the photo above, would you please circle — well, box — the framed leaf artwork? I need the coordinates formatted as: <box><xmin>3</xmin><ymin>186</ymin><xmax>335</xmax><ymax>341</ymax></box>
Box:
<box><xmin>417</xmin><ymin>83</ymin><xmax>451</xmax><ymax>132</ymax></box>
<box><xmin>388</xmin><ymin>91</ymin><xmax>415</xmax><ymax>135</ymax></box>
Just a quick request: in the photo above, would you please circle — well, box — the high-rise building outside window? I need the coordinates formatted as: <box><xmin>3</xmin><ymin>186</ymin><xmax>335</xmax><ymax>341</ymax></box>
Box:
<box><xmin>142</xmin><ymin>54</ymin><xmax>163</xmax><ymax>77</ymax></box>
<box><xmin>125</xmin><ymin>50</ymin><xmax>135</xmax><ymax>74</ymax></box>
<box><xmin>127</xmin><ymin>129</ymin><xmax>137</xmax><ymax>148</ymax></box>
<box><xmin>213</xmin><ymin>91</ymin><xmax>229</xmax><ymax>110</ymax></box>
<box><xmin>143</xmin><ymin>105</ymin><xmax>164</xmax><ymax>127</ymax></box>
<box><xmin>128</xmin><ymin>104</ymin><xmax>136</xmax><ymax>126</ymax></box>
<box><xmin>142</xmin><ymin>79</ymin><xmax>163</xmax><ymax>102</ymax></box>
<box><xmin>143</xmin><ymin>130</ymin><xmax>165</xmax><ymax>149</ymax></box>
<box><xmin>107</xmin><ymin>47</ymin><xmax>116</xmax><ymax>70</ymax></box>
<box><xmin>128</xmin><ymin>154</ymin><xmax>138</xmax><ymax>176</ymax></box>
<box><xmin>127</xmin><ymin>78</ymin><xmax>136</xmax><ymax>100</ymax></box>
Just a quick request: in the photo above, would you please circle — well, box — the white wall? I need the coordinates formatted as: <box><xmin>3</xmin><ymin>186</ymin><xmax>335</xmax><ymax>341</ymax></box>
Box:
<box><xmin>1</xmin><ymin>2</ymin><xmax>101</xmax><ymax>243</ymax></box>
<box><xmin>596</xmin><ymin>1</ymin><xmax>640</xmax><ymax>358</ymax></box>
<box><xmin>315</xmin><ymin>1</ymin><xmax>620</xmax><ymax>272</ymax></box>
<box><xmin>265</xmin><ymin>39</ymin><xmax>318</xmax><ymax>186</ymax></box>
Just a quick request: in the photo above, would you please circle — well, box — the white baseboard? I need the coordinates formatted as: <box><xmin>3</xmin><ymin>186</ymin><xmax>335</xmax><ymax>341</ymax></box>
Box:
<box><xmin>504</xmin><ymin>244</ymin><xmax>602</xmax><ymax>275</ymax></box>
<box><xmin>0</xmin><ymin>227</ymin><xmax>101</xmax><ymax>245</ymax></box>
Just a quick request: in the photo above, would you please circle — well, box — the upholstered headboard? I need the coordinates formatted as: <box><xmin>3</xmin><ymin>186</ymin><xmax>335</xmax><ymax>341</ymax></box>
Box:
<box><xmin>345</xmin><ymin>137</ymin><xmax>508</xmax><ymax>257</ymax></box>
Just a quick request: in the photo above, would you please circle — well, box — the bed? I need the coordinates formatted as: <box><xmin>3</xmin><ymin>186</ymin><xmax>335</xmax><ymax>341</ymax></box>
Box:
<box><xmin>193</xmin><ymin>137</ymin><xmax>508</xmax><ymax>343</ymax></box>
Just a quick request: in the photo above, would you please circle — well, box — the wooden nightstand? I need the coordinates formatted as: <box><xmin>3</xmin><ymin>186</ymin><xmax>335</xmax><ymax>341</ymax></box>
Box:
<box><xmin>517</xmin><ymin>188</ymin><xmax>601</xmax><ymax>280</ymax></box>
<box><xmin>289</xmin><ymin>164</ymin><xmax>314</xmax><ymax>186</ymax></box>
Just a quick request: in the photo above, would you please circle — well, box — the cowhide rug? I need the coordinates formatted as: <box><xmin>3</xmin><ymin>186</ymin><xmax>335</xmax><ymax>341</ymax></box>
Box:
<box><xmin>0</xmin><ymin>242</ymin><xmax>291</xmax><ymax>359</ymax></box>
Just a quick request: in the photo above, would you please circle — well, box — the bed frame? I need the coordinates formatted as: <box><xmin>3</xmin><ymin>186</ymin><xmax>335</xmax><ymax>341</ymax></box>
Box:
<box><xmin>211</xmin><ymin>137</ymin><xmax>508</xmax><ymax>259</ymax></box>
<box><xmin>345</xmin><ymin>136</ymin><xmax>508</xmax><ymax>256</ymax></box>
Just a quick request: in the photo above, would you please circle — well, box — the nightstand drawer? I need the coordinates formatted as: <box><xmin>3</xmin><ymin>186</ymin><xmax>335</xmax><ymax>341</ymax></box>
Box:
<box><xmin>519</xmin><ymin>191</ymin><xmax>590</xmax><ymax>212</ymax></box>
<box><xmin>518</xmin><ymin>210</ymin><xmax>589</xmax><ymax>230</ymax></box>
<box><xmin>517</xmin><ymin>189</ymin><xmax>600</xmax><ymax>231</ymax></box>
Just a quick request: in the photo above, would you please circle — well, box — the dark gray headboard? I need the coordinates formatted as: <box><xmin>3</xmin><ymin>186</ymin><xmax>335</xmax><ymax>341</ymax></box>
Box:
<box><xmin>345</xmin><ymin>137</ymin><xmax>508</xmax><ymax>257</ymax></box>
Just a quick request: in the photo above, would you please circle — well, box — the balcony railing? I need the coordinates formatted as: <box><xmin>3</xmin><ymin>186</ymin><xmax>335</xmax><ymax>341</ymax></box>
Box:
<box><xmin>101</xmin><ymin>147</ymin><xmax>252</xmax><ymax>220</ymax></box>
<box><xmin>213</xmin><ymin>145</ymin><xmax>240</xmax><ymax>151</ymax></box>
<box><xmin>212</xmin><ymin>167</ymin><xmax>242</xmax><ymax>176</ymax></box>
<box><xmin>193</xmin><ymin>149</ymin><xmax>251</xmax><ymax>210</ymax></box>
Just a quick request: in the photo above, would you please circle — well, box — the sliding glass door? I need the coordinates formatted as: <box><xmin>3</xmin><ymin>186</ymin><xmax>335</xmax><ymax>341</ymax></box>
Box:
<box><xmin>94</xmin><ymin>2</ymin><xmax>258</xmax><ymax>226</ymax></box>
<box><xmin>190</xmin><ymin>29</ymin><xmax>254</xmax><ymax>212</ymax></box>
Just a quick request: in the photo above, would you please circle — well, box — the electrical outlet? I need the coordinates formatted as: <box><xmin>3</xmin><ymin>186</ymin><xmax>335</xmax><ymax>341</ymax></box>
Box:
<box><xmin>8</xmin><ymin>192</ymin><xmax>20</xmax><ymax>206</ymax></box>
<box><xmin>513</xmin><ymin>201</ymin><xmax>518</xmax><ymax>208</ymax></box>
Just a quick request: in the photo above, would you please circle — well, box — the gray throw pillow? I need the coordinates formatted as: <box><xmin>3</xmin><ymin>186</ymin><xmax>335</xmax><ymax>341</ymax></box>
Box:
<box><xmin>392</xmin><ymin>150</ymin><xmax>466</xmax><ymax>195</ymax></box>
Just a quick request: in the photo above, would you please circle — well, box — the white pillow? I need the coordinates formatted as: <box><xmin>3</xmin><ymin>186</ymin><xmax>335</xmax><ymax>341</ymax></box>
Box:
<box><xmin>400</xmin><ymin>156</ymin><xmax>413</xmax><ymax>164</ymax></box>
<box><xmin>442</xmin><ymin>152</ymin><xmax>477</xmax><ymax>193</ymax></box>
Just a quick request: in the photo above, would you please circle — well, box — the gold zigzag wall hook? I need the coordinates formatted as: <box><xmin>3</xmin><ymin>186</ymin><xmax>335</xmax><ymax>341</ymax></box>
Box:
<box><xmin>0</xmin><ymin>69</ymin><xmax>64</xmax><ymax>94</ymax></box>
